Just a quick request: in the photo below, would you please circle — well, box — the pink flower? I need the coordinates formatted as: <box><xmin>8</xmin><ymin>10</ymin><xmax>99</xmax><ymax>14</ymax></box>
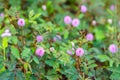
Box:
<box><xmin>0</xmin><ymin>13</ymin><xmax>4</xmax><ymax>18</ymax></box>
<box><xmin>1</xmin><ymin>29</ymin><xmax>11</xmax><ymax>37</ymax></box>
<box><xmin>53</xmin><ymin>35</ymin><xmax>62</xmax><ymax>42</ymax></box>
<box><xmin>80</xmin><ymin>5</ymin><xmax>87</xmax><ymax>13</ymax></box>
<box><xmin>67</xmin><ymin>50</ymin><xmax>73</xmax><ymax>55</ymax></box>
<box><xmin>72</xmin><ymin>18</ymin><xmax>80</xmax><ymax>27</ymax></box>
<box><xmin>86</xmin><ymin>33</ymin><xmax>94</xmax><ymax>41</ymax></box>
<box><xmin>64</xmin><ymin>16</ymin><xmax>72</xmax><ymax>25</ymax></box>
<box><xmin>1</xmin><ymin>33</ymin><xmax>11</xmax><ymax>37</ymax></box>
<box><xmin>35</xmin><ymin>47</ymin><xmax>45</xmax><ymax>57</ymax></box>
<box><xmin>110</xmin><ymin>5</ymin><xmax>115</xmax><ymax>11</ymax></box>
<box><xmin>56</xmin><ymin>35</ymin><xmax>62</xmax><ymax>40</ymax></box>
<box><xmin>36</xmin><ymin>35</ymin><xmax>43</xmax><ymax>42</ymax></box>
<box><xmin>17</xmin><ymin>18</ymin><xmax>25</xmax><ymax>27</ymax></box>
<box><xmin>108</xmin><ymin>44</ymin><xmax>118</xmax><ymax>53</ymax></box>
<box><xmin>76</xmin><ymin>48</ymin><xmax>84</xmax><ymax>56</ymax></box>
<box><xmin>53</xmin><ymin>37</ymin><xmax>57</xmax><ymax>42</ymax></box>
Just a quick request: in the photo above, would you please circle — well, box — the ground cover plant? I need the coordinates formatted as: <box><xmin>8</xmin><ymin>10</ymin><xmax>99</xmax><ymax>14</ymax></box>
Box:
<box><xmin>0</xmin><ymin>0</ymin><xmax>120</xmax><ymax>80</ymax></box>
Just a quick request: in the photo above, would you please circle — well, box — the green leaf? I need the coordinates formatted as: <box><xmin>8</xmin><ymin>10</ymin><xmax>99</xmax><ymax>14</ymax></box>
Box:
<box><xmin>107</xmin><ymin>9</ymin><xmax>114</xmax><ymax>16</ymax></box>
<box><xmin>0</xmin><ymin>66</ymin><xmax>6</xmax><ymax>73</ymax></box>
<box><xmin>45</xmin><ymin>69</ymin><xmax>60</xmax><ymax>80</ymax></box>
<box><xmin>87</xmin><ymin>60</ymin><xmax>96</xmax><ymax>65</ymax></box>
<box><xmin>10</xmin><ymin>36</ymin><xmax>18</xmax><ymax>44</ymax></box>
<box><xmin>33</xmin><ymin>56</ymin><xmax>39</xmax><ymax>64</ymax></box>
<box><xmin>0</xmin><ymin>46</ymin><xmax>2</xmax><ymax>49</ymax></box>
<box><xmin>62</xmin><ymin>66</ymin><xmax>79</xmax><ymax>80</ymax></box>
<box><xmin>109</xmin><ymin>59</ymin><xmax>114</xmax><ymax>67</ymax></box>
<box><xmin>45</xmin><ymin>75</ymin><xmax>59</xmax><ymax>80</ymax></box>
<box><xmin>24</xmin><ymin>63</ymin><xmax>28</xmax><ymax>71</ymax></box>
<box><xmin>94</xmin><ymin>29</ymin><xmax>105</xmax><ymax>40</ymax></box>
<box><xmin>78</xmin><ymin>13</ymin><xmax>84</xmax><ymax>19</ymax></box>
<box><xmin>95</xmin><ymin>54</ymin><xmax>110</xmax><ymax>62</ymax></box>
<box><xmin>2</xmin><ymin>37</ymin><xmax>8</xmax><ymax>49</ymax></box>
<box><xmin>110</xmin><ymin>72</ymin><xmax>120</xmax><ymax>80</ymax></box>
<box><xmin>21</xmin><ymin>47</ymin><xmax>31</xmax><ymax>58</ymax></box>
<box><xmin>0</xmin><ymin>71</ymin><xmax>12</xmax><ymax>79</ymax></box>
<box><xmin>10</xmin><ymin>24</ymin><xmax>16</xmax><ymax>34</ymax></box>
<box><xmin>16</xmin><ymin>71</ymin><xmax>25</xmax><ymax>80</ymax></box>
<box><xmin>88</xmin><ymin>64</ymin><xmax>98</xmax><ymax>69</ymax></box>
<box><xmin>29</xmin><ymin>10</ymin><xmax>34</xmax><ymax>18</ymax></box>
<box><xmin>108</xmin><ymin>67</ymin><xmax>120</xmax><ymax>74</ymax></box>
<box><xmin>63</xmin><ymin>30</ymin><xmax>69</xmax><ymax>39</ymax></box>
<box><xmin>109</xmin><ymin>67</ymin><xmax>120</xmax><ymax>80</ymax></box>
<box><xmin>31</xmin><ymin>13</ymin><xmax>41</xmax><ymax>20</ymax></box>
<box><xmin>45</xmin><ymin>60</ymin><xmax>55</xmax><ymax>67</ymax></box>
<box><xmin>11</xmin><ymin>46</ymin><xmax>20</xmax><ymax>59</ymax></box>
<box><xmin>58</xmin><ymin>51</ymin><xmax>70</xmax><ymax>64</ymax></box>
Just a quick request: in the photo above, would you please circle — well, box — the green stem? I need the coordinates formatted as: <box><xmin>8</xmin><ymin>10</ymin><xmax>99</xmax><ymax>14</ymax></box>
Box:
<box><xmin>3</xmin><ymin>48</ymin><xmax>6</xmax><ymax>60</ymax></box>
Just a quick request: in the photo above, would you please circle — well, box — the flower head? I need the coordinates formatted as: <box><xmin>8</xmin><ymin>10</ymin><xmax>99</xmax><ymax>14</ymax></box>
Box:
<box><xmin>92</xmin><ymin>20</ymin><xmax>96</xmax><ymax>26</ymax></box>
<box><xmin>1</xmin><ymin>29</ymin><xmax>11</xmax><ymax>37</ymax></box>
<box><xmin>53</xmin><ymin>37</ymin><xmax>57</xmax><ymax>42</ymax></box>
<box><xmin>17</xmin><ymin>18</ymin><xmax>25</xmax><ymax>27</ymax></box>
<box><xmin>86</xmin><ymin>33</ymin><xmax>94</xmax><ymax>41</ymax></box>
<box><xmin>36</xmin><ymin>35</ymin><xmax>43</xmax><ymax>42</ymax></box>
<box><xmin>67</xmin><ymin>50</ymin><xmax>73</xmax><ymax>55</ymax></box>
<box><xmin>110</xmin><ymin>5</ymin><xmax>115</xmax><ymax>11</ymax></box>
<box><xmin>5</xmin><ymin>29</ymin><xmax>9</xmax><ymax>33</ymax></box>
<box><xmin>80</xmin><ymin>5</ymin><xmax>87</xmax><ymax>13</ymax></box>
<box><xmin>76</xmin><ymin>48</ymin><xmax>84</xmax><ymax>56</ymax></box>
<box><xmin>0</xmin><ymin>13</ymin><xmax>4</xmax><ymax>18</ymax></box>
<box><xmin>35</xmin><ymin>47</ymin><xmax>45</xmax><ymax>57</ymax></box>
<box><xmin>64</xmin><ymin>16</ymin><xmax>72</xmax><ymax>25</ymax></box>
<box><xmin>72</xmin><ymin>18</ymin><xmax>80</xmax><ymax>27</ymax></box>
<box><xmin>107</xmin><ymin>19</ymin><xmax>112</xmax><ymax>24</ymax></box>
<box><xmin>53</xmin><ymin>35</ymin><xmax>62</xmax><ymax>42</ymax></box>
<box><xmin>42</xmin><ymin>5</ymin><xmax>46</xmax><ymax>10</ymax></box>
<box><xmin>50</xmin><ymin>47</ymin><xmax>55</xmax><ymax>52</ymax></box>
<box><xmin>108</xmin><ymin>44</ymin><xmax>118</xmax><ymax>53</ymax></box>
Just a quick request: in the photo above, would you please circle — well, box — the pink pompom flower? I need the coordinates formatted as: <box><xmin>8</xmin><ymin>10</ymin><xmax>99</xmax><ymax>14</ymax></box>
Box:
<box><xmin>35</xmin><ymin>47</ymin><xmax>45</xmax><ymax>57</ymax></box>
<box><xmin>76</xmin><ymin>48</ymin><xmax>84</xmax><ymax>56</ymax></box>
<box><xmin>36</xmin><ymin>35</ymin><xmax>43</xmax><ymax>42</ymax></box>
<box><xmin>0</xmin><ymin>13</ymin><xmax>4</xmax><ymax>18</ymax></box>
<box><xmin>17</xmin><ymin>18</ymin><xmax>25</xmax><ymax>27</ymax></box>
<box><xmin>86</xmin><ymin>33</ymin><xmax>94</xmax><ymax>41</ymax></box>
<box><xmin>110</xmin><ymin>5</ymin><xmax>115</xmax><ymax>11</ymax></box>
<box><xmin>64</xmin><ymin>16</ymin><xmax>72</xmax><ymax>25</ymax></box>
<box><xmin>108</xmin><ymin>44</ymin><xmax>118</xmax><ymax>53</ymax></box>
<box><xmin>80</xmin><ymin>5</ymin><xmax>87</xmax><ymax>13</ymax></box>
<box><xmin>72</xmin><ymin>18</ymin><xmax>80</xmax><ymax>27</ymax></box>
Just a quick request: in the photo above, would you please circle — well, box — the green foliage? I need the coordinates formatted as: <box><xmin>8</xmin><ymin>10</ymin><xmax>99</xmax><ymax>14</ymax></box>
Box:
<box><xmin>11</xmin><ymin>46</ymin><xmax>20</xmax><ymax>59</ymax></box>
<box><xmin>0</xmin><ymin>0</ymin><xmax>119</xmax><ymax>80</ymax></box>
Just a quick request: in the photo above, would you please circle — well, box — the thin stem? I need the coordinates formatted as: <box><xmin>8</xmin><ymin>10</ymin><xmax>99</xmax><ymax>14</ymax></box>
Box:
<box><xmin>3</xmin><ymin>48</ymin><xmax>6</xmax><ymax>60</ymax></box>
